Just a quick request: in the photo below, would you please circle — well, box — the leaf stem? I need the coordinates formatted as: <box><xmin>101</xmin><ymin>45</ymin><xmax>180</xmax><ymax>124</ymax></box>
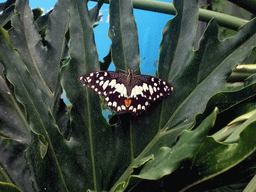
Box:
<box><xmin>130</xmin><ymin>121</ymin><xmax>134</xmax><ymax>161</ymax></box>
<box><xmin>89</xmin><ymin>0</ymin><xmax>248</xmax><ymax>30</ymax></box>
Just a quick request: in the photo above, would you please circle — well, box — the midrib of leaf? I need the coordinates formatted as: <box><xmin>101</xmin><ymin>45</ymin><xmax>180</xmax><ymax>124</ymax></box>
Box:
<box><xmin>130</xmin><ymin>123</ymin><xmax>135</xmax><ymax>161</ymax></box>
<box><xmin>75</xmin><ymin>0</ymin><xmax>98</xmax><ymax>190</ymax></box>
<box><xmin>85</xmin><ymin>89</ymin><xmax>98</xmax><ymax>191</ymax></box>
<box><xmin>0</xmin><ymin>163</ymin><xmax>13</xmax><ymax>184</ymax></box>
<box><xmin>26</xmin><ymin>40</ymin><xmax>54</xmax><ymax>105</ymax></box>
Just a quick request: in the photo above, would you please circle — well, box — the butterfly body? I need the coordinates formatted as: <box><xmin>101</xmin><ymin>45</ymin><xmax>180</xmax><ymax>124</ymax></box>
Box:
<box><xmin>79</xmin><ymin>69</ymin><xmax>173</xmax><ymax>115</ymax></box>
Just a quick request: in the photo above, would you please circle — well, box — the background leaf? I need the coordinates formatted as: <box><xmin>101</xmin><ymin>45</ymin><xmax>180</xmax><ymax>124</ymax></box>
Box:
<box><xmin>134</xmin><ymin>108</ymin><xmax>218</xmax><ymax>180</ymax></box>
<box><xmin>162</xmin><ymin>15</ymin><xmax>256</xmax><ymax>132</ymax></box>
<box><xmin>108</xmin><ymin>0</ymin><xmax>141</xmax><ymax>72</ymax></box>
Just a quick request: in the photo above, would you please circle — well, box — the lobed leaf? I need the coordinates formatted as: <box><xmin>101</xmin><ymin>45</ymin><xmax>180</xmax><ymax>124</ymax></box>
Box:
<box><xmin>108</xmin><ymin>0</ymin><xmax>141</xmax><ymax>72</ymax></box>
<box><xmin>134</xmin><ymin>108</ymin><xmax>218</xmax><ymax>180</ymax></box>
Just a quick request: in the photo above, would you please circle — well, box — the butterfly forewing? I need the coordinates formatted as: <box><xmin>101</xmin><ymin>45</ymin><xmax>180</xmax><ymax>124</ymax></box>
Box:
<box><xmin>80</xmin><ymin>71</ymin><xmax>117</xmax><ymax>95</ymax></box>
<box><xmin>79</xmin><ymin>69</ymin><xmax>173</xmax><ymax>116</ymax></box>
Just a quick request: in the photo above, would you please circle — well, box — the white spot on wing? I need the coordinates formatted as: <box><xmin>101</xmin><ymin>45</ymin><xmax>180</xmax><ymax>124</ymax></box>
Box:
<box><xmin>131</xmin><ymin>85</ymin><xmax>144</xmax><ymax>98</ymax></box>
<box><xmin>109</xmin><ymin>79</ymin><xmax>117</xmax><ymax>88</ymax></box>
<box><xmin>114</xmin><ymin>83</ymin><xmax>127</xmax><ymax>97</ymax></box>
<box><xmin>142</xmin><ymin>83</ymin><xmax>148</xmax><ymax>91</ymax></box>
<box><xmin>149</xmin><ymin>85</ymin><xmax>154</xmax><ymax>95</ymax></box>
<box><xmin>113</xmin><ymin>101</ymin><xmax>117</xmax><ymax>107</ymax></box>
<box><xmin>99</xmin><ymin>81</ymin><xmax>104</xmax><ymax>86</ymax></box>
<box><xmin>102</xmin><ymin>80</ymin><xmax>109</xmax><ymax>90</ymax></box>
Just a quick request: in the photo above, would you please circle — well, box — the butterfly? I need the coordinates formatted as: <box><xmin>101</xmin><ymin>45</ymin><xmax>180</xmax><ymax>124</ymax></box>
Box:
<box><xmin>79</xmin><ymin>69</ymin><xmax>173</xmax><ymax>115</ymax></box>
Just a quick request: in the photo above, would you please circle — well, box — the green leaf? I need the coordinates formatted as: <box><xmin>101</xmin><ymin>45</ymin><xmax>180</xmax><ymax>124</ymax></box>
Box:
<box><xmin>0</xmin><ymin>75</ymin><xmax>30</xmax><ymax>144</ymax></box>
<box><xmin>0</xmin><ymin>181</ymin><xmax>22</xmax><ymax>192</ymax></box>
<box><xmin>160</xmin><ymin>2</ymin><xmax>256</xmax><ymax>132</ymax></box>
<box><xmin>108</xmin><ymin>0</ymin><xmax>141</xmax><ymax>72</ymax></box>
<box><xmin>89</xmin><ymin>0</ymin><xmax>104</xmax><ymax>24</ymax></box>
<box><xmin>0</xmin><ymin>24</ymin><xmax>70</xmax><ymax>191</ymax></box>
<box><xmin>8</xmin><ymin>0</ymin><xmax>69</xmax><ymax>111</ymax></box>
<box><xmin>133</xmin><ymin>108</ymin><xmax>218</xmax><ymax>180</ymax></box>
<box><xmin>185</xmin><ymin>116</ymin><xmax>256</xmax><ymax>191</ymax></box>
<box><xmin>0</xmin><ymin>3</ymin><xmax>15</xmax><ymax>28</ymax></box>
<box><xmin>0</xmin><ymin>137</ymin><xmax>32</xmax><ymax>191</ymax></box>
<box><xmin>0</xmin><ymin>0</ymin><xmax>74</xmax><ymax>191</ymax></box>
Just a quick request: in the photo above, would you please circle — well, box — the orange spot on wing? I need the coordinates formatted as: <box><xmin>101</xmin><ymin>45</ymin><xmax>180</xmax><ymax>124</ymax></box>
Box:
<box><xmin>125</xmin><ymin>99</ymin><xmax>132</xmax><ymax>107</ymax></box>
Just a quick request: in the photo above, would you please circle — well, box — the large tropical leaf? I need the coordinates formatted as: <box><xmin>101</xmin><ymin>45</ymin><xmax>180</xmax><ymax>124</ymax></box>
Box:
<box><xmin>0</xmin><ymin>0</ymin><xmax>71</xmax><ymax>191</ymax></box>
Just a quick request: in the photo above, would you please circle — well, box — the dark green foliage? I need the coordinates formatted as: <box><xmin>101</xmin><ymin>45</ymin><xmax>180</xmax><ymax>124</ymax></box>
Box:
<box><xmin>0</xmin><ymin>0</ymin><xmax>256</xmax><ymax>191</ymax></box>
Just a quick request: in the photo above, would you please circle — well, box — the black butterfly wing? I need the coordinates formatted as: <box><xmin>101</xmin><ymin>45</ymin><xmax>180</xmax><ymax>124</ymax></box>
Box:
<box><xmin>134</xmin><ymin>74</ymin><xmax>173</xmax><ymax>101</ymax></box>
<box><xmin>124</xmin><ymin>74</ymin><xmax>173</xmax><ymax>115</ymax></box>
<box><xmin>79</xmin><ymin>71</ymin><xmax>130</xmax><ymax>114</ymax></box>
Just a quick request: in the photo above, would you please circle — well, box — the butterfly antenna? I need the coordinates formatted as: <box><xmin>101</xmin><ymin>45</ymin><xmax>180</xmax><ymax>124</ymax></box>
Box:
<box><xmin>134</xmin><ymin>68</ymin><xmax>140</xmax><ymax>73</ymax></box>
